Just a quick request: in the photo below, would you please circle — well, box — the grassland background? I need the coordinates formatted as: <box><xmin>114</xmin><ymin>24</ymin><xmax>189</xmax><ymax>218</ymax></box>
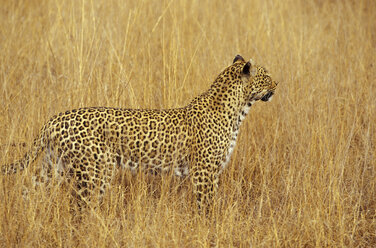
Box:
<box><xmin>0</xmin><ymin>0</ymin><xmax>375</xmax><ymax>247</ymax></box>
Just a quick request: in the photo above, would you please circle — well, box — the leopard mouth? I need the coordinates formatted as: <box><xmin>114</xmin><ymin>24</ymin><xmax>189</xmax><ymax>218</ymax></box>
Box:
<box><xmin>261</xmin><ymin>91</ymin><xmax>274</xmax><ymax>102</ymax></box>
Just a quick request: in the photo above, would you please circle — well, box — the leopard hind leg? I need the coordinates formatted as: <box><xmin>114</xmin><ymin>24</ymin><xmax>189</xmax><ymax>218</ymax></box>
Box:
<box><xmin>67</xmin><ymin>149</ymin><xmax>117</xmax><ymax>207</ymax></box>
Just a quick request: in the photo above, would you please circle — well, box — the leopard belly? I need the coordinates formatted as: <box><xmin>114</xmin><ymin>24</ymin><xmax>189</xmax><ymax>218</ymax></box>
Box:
<box><xmin>115</xmin><ymin>149</ymin><xmax>190</xmax><ymax>177</ymax></box>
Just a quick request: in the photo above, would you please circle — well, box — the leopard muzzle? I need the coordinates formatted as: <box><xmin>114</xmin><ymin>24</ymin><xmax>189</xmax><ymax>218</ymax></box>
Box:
<box><xmin>261</xmin><ymin>91</ymin><xmax>274</xmax><ymax>102</ymax></box>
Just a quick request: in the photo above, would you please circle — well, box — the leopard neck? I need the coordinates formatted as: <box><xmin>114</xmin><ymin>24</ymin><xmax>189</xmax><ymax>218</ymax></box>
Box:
<box><xmin>189</xmin><ymin>79</ymin><xmax>249</xmax><ymax>131</ymax></box>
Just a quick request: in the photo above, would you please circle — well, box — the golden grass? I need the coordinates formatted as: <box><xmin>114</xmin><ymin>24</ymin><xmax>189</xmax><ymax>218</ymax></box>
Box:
<box><xmin>1</xmin><ymin>0</ymin><xmax>375</xmax><ymax>246</ymax></box>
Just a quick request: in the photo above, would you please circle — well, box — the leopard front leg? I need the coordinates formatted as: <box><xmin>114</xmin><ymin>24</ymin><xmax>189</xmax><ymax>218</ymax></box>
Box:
<box><xmin>191</xmin><ymin>160</ymin><xmax>219</xmax><ymax>213</ymax></box>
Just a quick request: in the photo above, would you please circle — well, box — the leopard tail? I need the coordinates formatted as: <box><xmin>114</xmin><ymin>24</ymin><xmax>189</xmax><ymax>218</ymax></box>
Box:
<box><xmin>1</xmin><ymin>131</ymin><xmax>47</xmax><ymax>175</ymax></box>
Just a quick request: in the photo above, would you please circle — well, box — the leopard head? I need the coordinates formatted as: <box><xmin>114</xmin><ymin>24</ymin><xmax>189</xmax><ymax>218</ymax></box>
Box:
<box><xmin>234</xmin><ymin>55</ymin><xmax>278</xmax><ymax>103</ymax></box>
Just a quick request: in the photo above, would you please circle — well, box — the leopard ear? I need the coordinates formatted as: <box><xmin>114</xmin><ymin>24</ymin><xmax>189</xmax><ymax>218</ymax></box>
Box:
<box><xmin>242</xmin><ymin>59</ymin><xmax>256</xmax><ymax>77</ymax></box>
<box><xmin>242</xmin><ymin>61</ymin><xmax>251</xmax><ymax>75</ymax></box>
<box><xmin>233</xmin><ymin>55</ymin><xmax>245</xmax><ymax>63</ymax></box>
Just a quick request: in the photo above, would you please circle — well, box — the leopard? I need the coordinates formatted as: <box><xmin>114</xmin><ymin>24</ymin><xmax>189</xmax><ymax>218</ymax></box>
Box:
<box><xmin>1</xmin><ymin>55</ymin><xmax>278</xmax><ymax>210</ymax></box>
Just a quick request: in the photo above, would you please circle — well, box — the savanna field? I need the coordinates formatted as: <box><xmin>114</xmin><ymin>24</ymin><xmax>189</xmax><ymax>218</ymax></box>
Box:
<box><xmin>0</xmin><ymin>0</ymin><xmax>375</xmax><ymax>247</ymax></box>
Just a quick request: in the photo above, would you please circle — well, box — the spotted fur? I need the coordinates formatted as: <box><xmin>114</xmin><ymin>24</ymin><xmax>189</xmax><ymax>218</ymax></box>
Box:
<box><xmin>2</xmin><ymin>55</ymin><xmax>278</xmax><ymax>209</ymax></box>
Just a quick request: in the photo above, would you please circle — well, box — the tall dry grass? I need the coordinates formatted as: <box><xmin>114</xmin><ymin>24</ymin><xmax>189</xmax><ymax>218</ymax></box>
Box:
<box><xmin>0</xmin><ymin>0</ymin><xmax>375</xmax><ymax>247</ymax></box>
